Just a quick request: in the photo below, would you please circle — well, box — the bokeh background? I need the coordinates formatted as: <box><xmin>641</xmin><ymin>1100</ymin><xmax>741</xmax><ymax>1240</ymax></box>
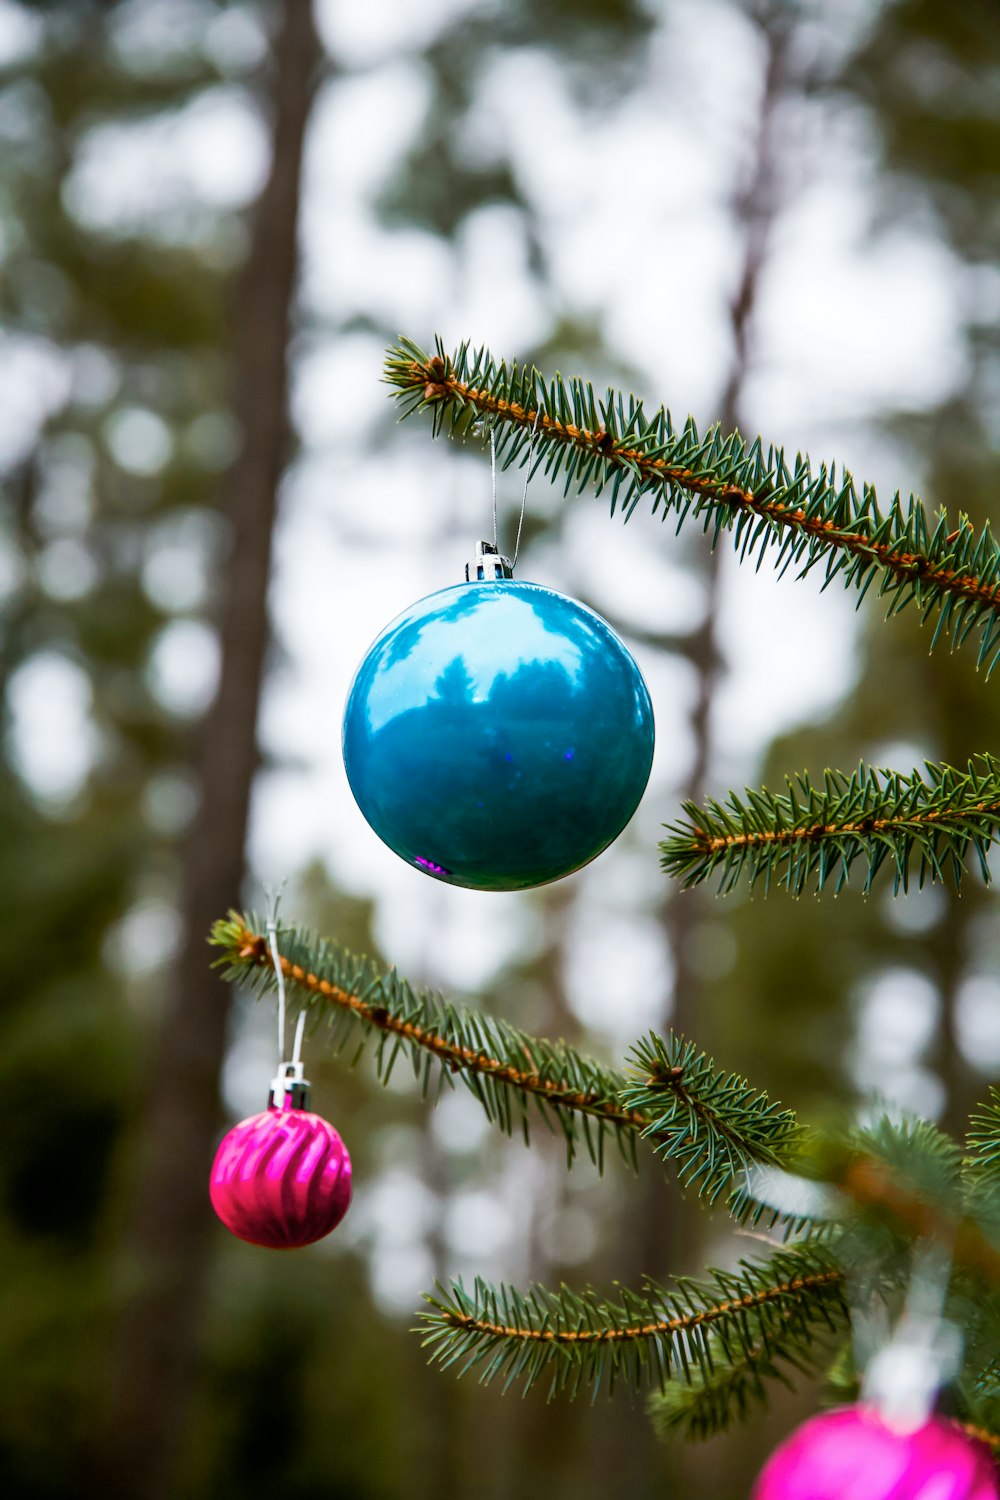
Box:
<box><xmin>2</xmin><ymin>1</ymin><xmax>999</xmax><ymax>1497</ymax></box>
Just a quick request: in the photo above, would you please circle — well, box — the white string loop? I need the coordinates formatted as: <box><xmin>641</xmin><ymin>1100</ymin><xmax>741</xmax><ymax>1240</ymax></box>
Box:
<box><xmin>265</xmin><ymin>887</ymin><xmax>288</xmax><ymax>1069</ymax></box>
<box><xmin>487</xmin><ymin>408</ymin><xmax>541</xmax><ymax>570</ymax></box>
<box><xmin>490</xmin><ymin>424</ymin><xmax>498</xmax><ymax>551</ymax></box>
<box><xmin>292</xmin><ymin>1008</ymin><xmax>306</xmax><ymax>1067</ymax></box>
<box><xmin>513</xmin><ymin>407</ymin><xmax>541</xmax><ymax>569</ymax></box>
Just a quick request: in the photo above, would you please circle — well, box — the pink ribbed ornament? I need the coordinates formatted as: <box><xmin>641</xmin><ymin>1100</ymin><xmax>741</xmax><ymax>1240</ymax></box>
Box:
<box><xmin>209</xmin><ymin>1104</ymin><xmax>352</xmax><ymax>1250</ymax></box>
<box><xmin>753</xmin><ymin>1407</ymin><xmax>999</xmax><ymax>1500</ymax></box>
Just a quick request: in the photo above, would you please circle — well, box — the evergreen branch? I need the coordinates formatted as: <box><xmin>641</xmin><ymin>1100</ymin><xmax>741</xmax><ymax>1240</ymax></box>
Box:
<box><xmin>211</xmin><ymin>917</ymin><xmax>799</xmax><ymax>1206</ymax></box>
<box><xmin>967</xmin><ymin>1089</ymin><xmax>1000</xmax><ymax>1176</ymax></box>
<box><xmin>954</xmin><ymin>1308</ymin><xmax>1000</xmax><ymax>1447</ymax></box>
<box><xmin>957</xmin><ymin>1092</ymin><xmax>1000</xmax><ymax>1248</ymax></box>
<box><xmin>418</xmin><ymin>1244</ymin><xmax>845</xmax><ymax>1399</ymax></box>
<box><xmin>648</xmin><ymin>1303</ymin><xmax>844</xmax><ymax>1442</ymax></box>
<box><xmin>385</xmin><ymin>337</ymin><xmax>1000</xmax><ymax>673</ymax></box>
<box><xmin>953</xmin><ymin>1304</ymin><xmax>1000</xmax><ymax>1440</ymax></box>
<box><xmin>661</xmin><ymin>758</ymin><xmax>1000</xmax><ymax>897</ymax></box>
<box><xmin>215</xmin><ymin>906</ymin><xmax>803</xmax><ymax>1200</ymax></box>
<box><xmin>850</xmin><ymin>1115</ymin><xmax>963</xmax><ymax>1208</ymax></box>
<box><xmin>836</xmin><ymin>1123</ymin><xmax>1000</xmax><ymax>1285</ymax></box>
<box><xmin>622</xmin><ymin>1033</ymin><xmax>802</xmax><ymax>1212</ymax></box>
<box><xmin>211</xmin><ymin>913</ymin><xmax>640</xmax><ymax>1170</ymax></box>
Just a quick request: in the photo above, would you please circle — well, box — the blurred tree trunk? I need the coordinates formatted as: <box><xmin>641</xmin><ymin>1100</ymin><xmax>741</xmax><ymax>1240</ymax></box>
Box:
<box><xmin>100</xmin><ymin>6</ymin><xmax>322</xmax><ymax>1497</ymax></box>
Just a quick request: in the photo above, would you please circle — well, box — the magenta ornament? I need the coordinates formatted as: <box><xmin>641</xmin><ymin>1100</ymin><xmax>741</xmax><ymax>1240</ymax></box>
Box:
<box><xmin>753</xmin><ymin>1407</ymin><xmax>999</xmax><ymax>1500</ymax></box>
<box><xmin>209</xmin><ymin>1104</ymin><xmax>352</xmax><ymax>1250</ymax></box>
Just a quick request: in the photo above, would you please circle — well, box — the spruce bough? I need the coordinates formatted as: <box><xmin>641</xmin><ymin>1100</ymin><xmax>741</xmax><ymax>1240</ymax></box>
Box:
<box><xmin>211</xmin><ymin>338</ymin><xmax>1000</xmax><ymax>1446</ymax></box>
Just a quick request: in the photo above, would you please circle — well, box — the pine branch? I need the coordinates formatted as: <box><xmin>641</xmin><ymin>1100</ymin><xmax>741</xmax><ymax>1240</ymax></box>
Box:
<box><xmin>418</xmin><ymin>1244</ymin><xmax>845</xmax><ymax>1399</ymax></box>
<box><xmin>622</xmin><ymin>1033</ymin><xmax>801</xmax><ymax>1214</ymax></box>
<box><xmin>385</xmin><ymin>337</ymin><xmax>1000</xmax><ymax>673</ymax></box>
<box><xmin>648</xmin><ymin>1304</ymin><xmax>843</xmax><ymax>1442</ymax></box>
<box><xmin>836</xmin><ymin>1121</ymin><xmax>1000</xmax><ymax>1285</ymax></box>
<box><xmin>951</xmin><ymin>1298</ymin><xmax>1000</xmax><ymax>1442</ymax></box>
<box><xmin>211</xmin><ymin>913</ymin><xmax>639</xmax><ymax>1170</ymax></box>
<box><xmin>211</xmin><ymin>915</ymin><xmax>1000</xmax><ymax>1416</ymax></box>
<box><xmin>967</xmin><ymin>1089</ymin><xmax>1000</xmax><ymax>1176</ymax></box>
<box><xmin>660</xmin><ymin>758</ymin><xmax>1000</xmax><ymax>898</ymax></box>
<box><xmin>959</xmin><ymin>1092</ymin><xmax>1000</xmax><ymax>1249</ymax></box>
<box><xmin>211</xmin><ymin>916</ymin><xmax>799</xmax><ymax>1203</ymax></box>
<box><xmin>852</xmin><ymin>1114</ymin><xmax>963</xmax><ymax>1208</ymax></box>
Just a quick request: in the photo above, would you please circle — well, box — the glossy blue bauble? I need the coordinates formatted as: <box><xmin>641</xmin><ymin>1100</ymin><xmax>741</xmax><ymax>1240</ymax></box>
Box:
<box><xmin>342</xmin><ymin>579</ymin><xmax>654</xmax><ymax>891</ymax></box>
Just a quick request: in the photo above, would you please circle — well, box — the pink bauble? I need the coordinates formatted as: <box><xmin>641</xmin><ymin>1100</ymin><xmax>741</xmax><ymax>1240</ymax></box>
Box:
<box><xmin>209</xmin><ymin>1106</ymin><xmax>352</xmax><ymax>1249</ymax></box>
<box><xmin>753</xmin><ymin>1407</ymin><xmax>999</xmax><ymax>1500</ymax></box>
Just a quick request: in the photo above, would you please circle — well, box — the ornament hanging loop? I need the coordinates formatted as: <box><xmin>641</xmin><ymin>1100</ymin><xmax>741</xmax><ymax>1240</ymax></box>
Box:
<box><xmin>468</xmin><ymin>411</ymin><xmax>541</xmax><ymax>582</ymax></box>
<box><xmin>466</xmin><ymin>423</ymin><xmax>514</xmax><ymax>580</ymax></box>
<box><xmin>265</xmin><ymin>886</ymin><xmax>310</xmax><ymax>1109</ymax></box>
<box><xmin>513</xmin><ymin>406</ymin><xmax>541</xmax><ymax>569</ymax></box>
<box><xmin>265</xmin><ymin>888</ymin><xmax>287</xmax><ymax>1065</ymax></box>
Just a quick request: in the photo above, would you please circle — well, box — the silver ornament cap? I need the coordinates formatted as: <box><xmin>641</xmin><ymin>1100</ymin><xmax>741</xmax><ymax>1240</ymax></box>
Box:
<box><xmin>465</xmin><ymin>540</ymin><xmax>513</xmax><ymax>582</ymax></box>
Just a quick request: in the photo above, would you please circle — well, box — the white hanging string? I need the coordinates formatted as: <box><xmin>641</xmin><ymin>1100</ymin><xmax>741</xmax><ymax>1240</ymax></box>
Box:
<box><xmin>265</xmin><ymin>887</ymin><xmax>288</xmax><ymax>1069</ymax></box>
<box><xmin>291</xmin><ymin>1007</ymin><xmax>306</xmax><ymax>1066</ymax></box>
<box><xmin>513</xmin><ymin>407</ymin><xmax>541</xmax><ymax>570</ymax></box>
<box><xmin>488</xmin><ymin>409</ymin><xmax>541</xmax><ymax>569</ymax></box>
<box><xmin>266</xmin><ymin>885</ymin><xmax>307</xmax><ymax>1079</ymax></box>
<box><xmin>267</xmin><ymin>916</ymin><xmax>287</xmax><ymax>1067</ymax></box>
<box><xmin>490</xmin><ymin>424</ymin><xmax>498</xmax><ymax>551</ymax></box>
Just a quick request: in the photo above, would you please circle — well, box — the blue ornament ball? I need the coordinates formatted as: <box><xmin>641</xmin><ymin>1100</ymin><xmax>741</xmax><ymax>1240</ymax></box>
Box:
<box><xmin>342</xmin><ymin>577</ymin><xmax>654</xmax><ymax>891</ymax></box>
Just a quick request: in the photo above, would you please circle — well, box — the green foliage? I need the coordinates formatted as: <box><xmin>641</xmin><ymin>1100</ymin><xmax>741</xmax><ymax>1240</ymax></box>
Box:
<box><xmin>961</xmin><ymin>1094</ymin><xmax>1000</xmax><ymax>1236</ymax></box>
<box><xmin>967</xmin><ymin>1089</ymin><xmax>1000</xmax><ymax>1174</ymax></box>
<box><xmin>855</xmin><ymin>1114</ymin><xmax>964</xmax><ymax>1210</ymax></box>
<box><xmin>648</xmin><ymin>1321</ymin><xmax>837</xmax><ymax>1444</ymax></box>
<box><xmin>217</xmin><ymin>915</ymin><xmax>1000</xmax><ymax>1447</ymax></box>
<box><xmin>212</xmin><ymin>913</ymin><xmax>638</xmax><ymax>1170</ymax></box>
<box><xmin>661</xmin><ymin>758</ymin><xmax>1000</xmax><ymax>898</ymax></box>
<box><xmin>212</xmin><ymin>915</ymin><xmax>798</xmax><ymax>1194</ymax></box>
<box><xmin>207</xmin><ymin>929</ymin><xmax>1000</xmax><ymax>1441</ymax></box>
<box><xmin>640</xmin><ymin>1096</ymin><xmax>1000</xmax><ymax>1441</ymax></box>
<box><xmin>419</xmin><ymin>1243</ymin><xmax>845</xmax><ymax>1401</ymax></box>
<box><xmin>211</xmin><ymin>860</ymin><xmax>1000</xmax><ymax>1436</ymax></box>
<box><xmin>622</xmin><ymin>1033</ymin><xmax>801</xmax><ymax>1211</ymax></box>
<box><xmin>385</xmin><ymin>336</ymin><xmax>1000</xmax><ymax>674</ymax></box>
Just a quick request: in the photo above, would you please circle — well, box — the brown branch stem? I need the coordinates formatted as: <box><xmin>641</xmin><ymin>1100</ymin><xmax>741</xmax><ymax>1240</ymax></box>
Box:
<box><xmin>233</xmin><ymin>923</ymin><xmax>644</xmax><ymax>1129</ymax></box>
<box><xmin>439</xmin><ymin>1270</ymin><xmax>843</xmax><ymax>1346</ymax></box>
<box><xmin>960</xmin><ymin>1423</ymin><xmax>1000</xmax><ymax>1453</ymax></box>
<box><xmin>687</xmin><ymin>798</ymin><xmax>1000</xmax><ymax>857</ymax></box>
<box><xmin>407</xmin><ymin>359</ymin><xmax>1000</xmax><ymax>616</ymax></box>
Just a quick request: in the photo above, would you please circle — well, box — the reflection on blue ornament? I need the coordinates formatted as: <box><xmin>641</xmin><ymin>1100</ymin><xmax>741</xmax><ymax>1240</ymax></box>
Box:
<box><xmin>342</xmin><ymin>579</ymin><xmax>655</xmax><ymax>891</ymax></box>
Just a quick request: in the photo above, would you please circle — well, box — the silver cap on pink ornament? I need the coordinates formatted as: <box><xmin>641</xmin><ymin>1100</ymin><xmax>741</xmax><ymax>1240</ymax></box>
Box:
<box><xmin>269</xmin><ymin>1058</ymin><xmax>310</xmax><ymax>1111</ymax></box>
